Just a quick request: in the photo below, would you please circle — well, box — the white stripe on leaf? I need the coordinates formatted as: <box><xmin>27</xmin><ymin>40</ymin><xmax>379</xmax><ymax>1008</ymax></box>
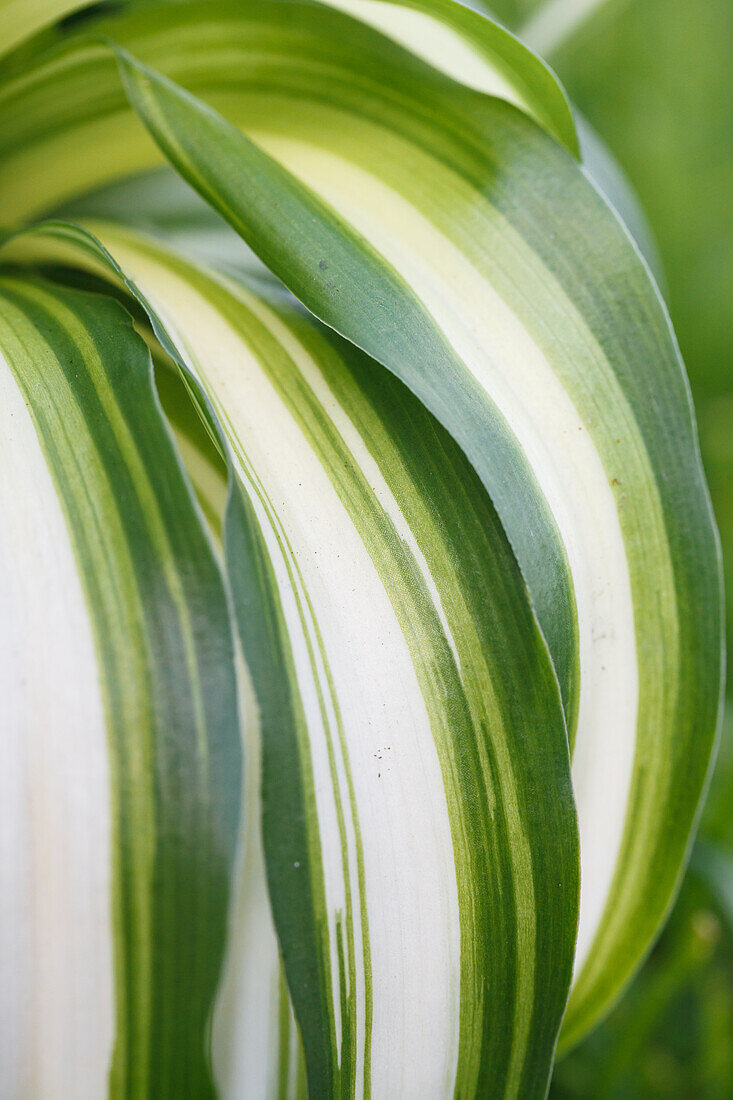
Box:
<box><xmin>0</xmin><ymin>349</ymin><xmax>115</xmax><ymax>1100</ymax></box>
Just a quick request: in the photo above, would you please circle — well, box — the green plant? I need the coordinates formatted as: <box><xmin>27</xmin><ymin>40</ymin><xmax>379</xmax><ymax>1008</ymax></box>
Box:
<box><xmin>0</xmin><ymin>1</ymin><xmax>723</xmax><ymax>1097</ymax></box>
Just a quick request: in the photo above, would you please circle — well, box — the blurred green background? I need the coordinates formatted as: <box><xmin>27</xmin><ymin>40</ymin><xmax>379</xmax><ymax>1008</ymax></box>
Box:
<box><xmin>486</xmin><ymin>0</ymin><xmax>733</xmax><ymax>1094</ymax></box>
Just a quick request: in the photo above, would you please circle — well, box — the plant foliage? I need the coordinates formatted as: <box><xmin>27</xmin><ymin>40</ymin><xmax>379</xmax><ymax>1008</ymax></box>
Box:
<box><xmin>0</xmin><ymin>1</ymin><xmax>723</xmax><ymax>1097</ymax></box>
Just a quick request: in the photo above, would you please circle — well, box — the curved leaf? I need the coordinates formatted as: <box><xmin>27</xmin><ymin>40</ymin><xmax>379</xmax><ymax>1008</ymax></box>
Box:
<box><xmin>10</xmin><ymin>217</ymin><xmax>578</xmax><ymax>1097</ymax></box>
<box><xmin>0</xmin><ymin>272</ymin><xmax>241</xmax><ymax>1097</ymax></box>
<box><xmin>155</xmin><ymin>349</ymin><xmax>308</xmax><ymax>1100</ymax></box>
<box><xmin>114</xmin><ymin>33</ymin><xmax>723</xmax><ymax>1047</ymax></box>
<box><xmin>314</xmin><ymin>0</ymin><xmax>578</xmax><ymax>152</ymax></box>
<box><xmin>0</xmin><ymin>0</ymin><xmax>722</xmax><ymax>1054</ymax></box>
<box><xmin>74</xmin><ymin>21</ymin><xmax>721</xmax><ymax>1045</ymax></box>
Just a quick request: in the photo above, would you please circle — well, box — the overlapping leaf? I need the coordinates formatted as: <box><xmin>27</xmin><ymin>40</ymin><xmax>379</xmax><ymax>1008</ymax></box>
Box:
<box><xmin>0</xmin><ymin>271</ymin><xmax>240</xmax><ymax>1097</ymax></box>
<box><xmin>0</xmin><ymin>0</ymin><xmax>723</xmax><ymax>1093</ymax></box>
<box><xmin>3</xmin><ymin>216</ymin><xmax>579</xmax><ymax>1095</ymax></box>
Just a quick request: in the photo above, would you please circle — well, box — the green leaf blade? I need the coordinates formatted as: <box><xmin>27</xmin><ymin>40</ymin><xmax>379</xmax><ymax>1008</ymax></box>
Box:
<box><xmin>0</xmin><ymin>0</ymin><xmax>722</xmax><ymax>1078</ymax></box>
<box><xmin>0</xmin><ymin>273</ymin><xmax>241</xmax><ymax>1098</ymax></box>
<box><xmin>50</xmin><ymin>221</ymin><xmax>578</xmax><ymax>1097</ymax></box>
<box><xmin>105</xmin><ymin>34</ymin><xmax>722</xmax><ymax>1047</ymax></box>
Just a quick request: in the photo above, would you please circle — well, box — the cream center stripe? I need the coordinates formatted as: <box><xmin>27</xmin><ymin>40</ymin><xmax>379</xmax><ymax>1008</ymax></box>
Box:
<box><xmin>322</xmin><ymin>0</ymin><xmax>530</xmax><ymax>106</ymax></box>
<box><xmin>249</xmin><ymin>138</ymin><xmax>639</xmax><ymax>977</ymax></box>
<box><xmin>0</xmin><ymin>352</ymin><xmax>114</xmax><ymax>1100</ymax></box>
<box><xmin>105</xmin><ymin>247</ymin><xmax>463</xmax><ymax>1097</ymax></box>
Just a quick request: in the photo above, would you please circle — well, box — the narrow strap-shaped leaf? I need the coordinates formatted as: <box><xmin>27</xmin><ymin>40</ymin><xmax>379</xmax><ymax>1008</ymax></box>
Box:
<box><xmin>155</xmin><ymin>355</ymin><xmax>309</xmax><ymax>1100</ymax></box>
<box><xmin>117</xmin><ymin>46</ymin><xmax>579</xmax><ymax>718</ymax></box>
<box><xmin>0</xmin><ymin>17</ymin><xmax>581</xmax><ymax>718</ymax></box>
<box><xmin>0</xmin><ymin>273</ymin><xmax>241</xmax><ymax>1098</ymax></box>
<box><xmin>108</xmin><ymin>44</ymin><xmax>722</xmax><ymax>1047</ymax></box>
<box><xmin>112</xmin><ymin>46</ymin><xmax>722</xmax><ymax>1052</ymax></box>
<box><xmin>10</xmin><ymin>219</ymin><xmax>579</xmax><ymax>1096</ymax></box>
<box><xmin>0</xmin><ymin>0</ymin><xmax>576</xmax><ymax>151</ymax></box>
<box><xmin>313</xmin><ymin>0</ymin><xmax>578</xmax><ymax>152</ymax></box>
<box><xmin>1</xmin><ymin>11</ymin><xmax>580</xmax><ymax>782</ymax></box>
<box><xmin>118</xmin><ymin>226</ymin><xmax>579</xmax><ymax>1098</ymax></box>
<box><xmin>0</xmin><ymin>0</ymin><xmax>576</xmax><ymax>219</ymax></box>
<box><xmin>0</xmin><ymin>0</ymin><xmax>722</xmax><ymax>1046</ymax></box>
<box><xmin>75</xmin><ymin>38</ymin><xmax>722</xmax><ymax>1046</ymax></box>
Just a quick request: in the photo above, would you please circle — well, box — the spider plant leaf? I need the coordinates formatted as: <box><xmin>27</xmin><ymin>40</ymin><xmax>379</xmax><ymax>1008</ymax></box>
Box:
<box><xmin>0</xmin><ymin>0</ymin><xmax>722</xmax><ymax>1062</ymax></box>
<box><xmin>5</xmin><ymin>217</ymin><xmax>578</xmax><ymax>1097</ymax></box>
<box><xmin>310</xmin><ymin>0</ymin><xmax>578</xmax><ymax>152</ymax></box>
<box><xmin>0</xmin><ymin>0</ymin><xmax>579</xmax><ymax>222</ymax></box>
<box><xmin>110</xmin><ymin>38</ymin><xmax>722</xmax><ymax>1048</ymax></box>
<box><xmin>0</xmin><ymin>271</ymin><xmax>241</xmax><ymax>1097</ymax></box>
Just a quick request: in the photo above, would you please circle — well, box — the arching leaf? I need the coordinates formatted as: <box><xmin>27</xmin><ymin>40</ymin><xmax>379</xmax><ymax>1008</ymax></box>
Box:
<box><xmin>0</xmin><ymin>271</ymin><xmax>241</xmax><ymax>1098</ymax></box>
<box><xmin>6</xmin><ymin>218</ymin><xmax>578</xmax><ymax>1097</ymax></box>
